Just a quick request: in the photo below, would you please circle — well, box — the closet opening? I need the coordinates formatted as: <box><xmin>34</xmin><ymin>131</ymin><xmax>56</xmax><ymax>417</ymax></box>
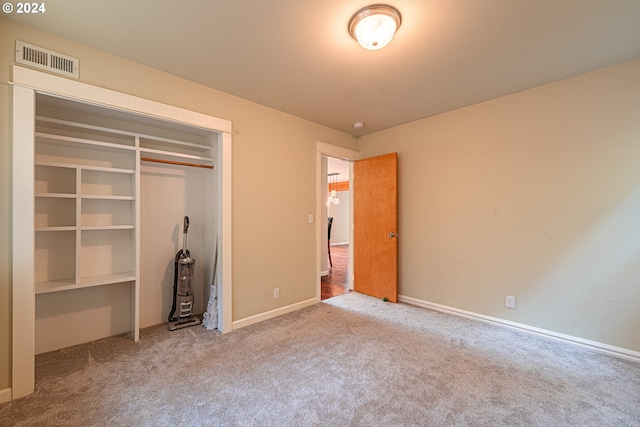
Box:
<box><xmin>11</xmin><ymin>65</ymin><xmax>232</xmax><ymax>399</ymax></box>
<box><xmin>31</xmin><ymin>94</ymin><xmax>223</xmax><ymax>353</ymax></box>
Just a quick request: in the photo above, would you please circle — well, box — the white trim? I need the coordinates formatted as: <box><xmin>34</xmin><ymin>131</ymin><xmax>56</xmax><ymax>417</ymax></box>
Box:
<box><xmin>12</xmin><ymin>85</ymin><xmax>36</xmax><ymax>399</ymax></box>
<box><xmin>219</xmin><ymin>132</ymin><xmax>233</xmax><ymax>333</ymax></box>
<box><xmin>399</xmin><ymin>295</ymin><xmax>640</xmax><ymax>363</ymax></box>
<box><xmin>11</xmin><ymin>65</ymin><xmax>232</xmax><ymax>134</ymax></box>
<box><xmin>232</xmin><ymin>298</ymin><xmax>317</xmax><ymax>330</ymax></box>
<box><xmin>132</xmin><ymin>146</ymin><xmax>141</xmax><ymax>342</ymax></box>
<box><xmin>0</xmin><ymin>388</ymin><xmax>11</xmax><ymax>404</ymax></box>
<box><xmin>316</xmin><ymin>141</ymin><xmax>359</xmax><ymax>160</ymax></box>
<box><xmin>316</xmin><ymin>153</ymin><xmax>324</xmax><ymax>299</ymax></box>
<box><xmin>348</xmin><ymin>162</ymin><xmax>354</xmax><ymax>291</ymax></box>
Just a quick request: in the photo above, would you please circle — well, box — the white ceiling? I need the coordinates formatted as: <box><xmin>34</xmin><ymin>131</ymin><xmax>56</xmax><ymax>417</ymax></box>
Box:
<box><xmin>6</xmin><ymin>0</ymin><xmax>640</xmax><ymax>136</ymax></box>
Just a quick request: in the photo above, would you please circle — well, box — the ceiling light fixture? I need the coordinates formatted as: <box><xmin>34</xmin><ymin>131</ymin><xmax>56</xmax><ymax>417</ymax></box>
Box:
<box><xmin>327</xmin><ymin>173</ymin><xmax>341</xmax><ymax>207</ymax></box>
<box><xmin>348</xmin><ymin>4</ymin><xmax>402</xmax><ymax>50</ymax></box>
<box><xmin>353</xmin><ymin>121</ymin><xmax>365</xmax><ymax>129</ymax></box>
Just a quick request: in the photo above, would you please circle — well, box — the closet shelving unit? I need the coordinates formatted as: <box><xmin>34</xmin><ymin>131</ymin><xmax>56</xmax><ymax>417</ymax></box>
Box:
<box><xmin>33</xmin><ymin>104</ymin><xmax>215</xmax><ymax>338</ymax></box>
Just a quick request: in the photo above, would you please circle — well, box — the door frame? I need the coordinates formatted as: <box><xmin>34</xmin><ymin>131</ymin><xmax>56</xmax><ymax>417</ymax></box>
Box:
<box><xmin>315</xmin><ymin>142</ymin><xmax>359</xmax><ymax>301</ymax></box>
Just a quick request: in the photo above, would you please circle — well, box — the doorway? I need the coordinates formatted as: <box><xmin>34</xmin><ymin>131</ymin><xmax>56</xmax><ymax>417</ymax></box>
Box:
<box><xmin>316</xmin><ymin>144</ymin><xmax>399</xmax><ymax>304</ymax></box>
<box><xmin>322</xmin><ymin>156</ymin><xmax>352</xmax><ymax>299</ymax></box>
<box><xmin>316</xmin><ymin>141</ymin><xmax>359</xmax><ymax>301</ymax></box>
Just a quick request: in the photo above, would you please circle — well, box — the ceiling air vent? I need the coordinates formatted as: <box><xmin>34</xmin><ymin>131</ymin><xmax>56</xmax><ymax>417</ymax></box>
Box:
<box><xmin>15</xmin><ymin>40</ymin><xmax>79</xmax><ymax>78</ymax></box>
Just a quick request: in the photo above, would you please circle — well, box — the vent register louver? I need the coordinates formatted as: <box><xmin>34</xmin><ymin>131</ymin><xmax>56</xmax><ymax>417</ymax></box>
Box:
<box><xmin>15</xmin><ymin>40</ymin><xmax>79</xmax><ymax>78</ymax></box>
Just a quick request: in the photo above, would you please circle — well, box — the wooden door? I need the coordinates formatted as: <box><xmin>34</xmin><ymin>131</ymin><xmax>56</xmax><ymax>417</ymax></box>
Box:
<box><xmin>353</xmin><ymin>152</ymin><xmax>398</xmax><ymax>302</ymax></box>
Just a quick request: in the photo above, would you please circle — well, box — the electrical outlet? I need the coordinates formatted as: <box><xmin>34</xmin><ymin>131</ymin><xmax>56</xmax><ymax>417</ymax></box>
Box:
<box><xmin>274</xmin><ymin>288</ymin><xmax>280</xmax><ymax>299</ymax></box>
<box><xmin>505</xmin><ymin>295</ymin><xmax>516</xmax><ymax>309</ymax></box>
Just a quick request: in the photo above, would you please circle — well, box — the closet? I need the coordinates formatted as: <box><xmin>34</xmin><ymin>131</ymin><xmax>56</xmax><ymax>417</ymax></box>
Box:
<box><xmin>33</xmin><ymin>94</ymin><xmax>219</xmax><ymax>352</ymax></box>
<box><xmin>11</xmin><ymin>65</ymin><xmax>232</xmax><ymax>399</ymax></box>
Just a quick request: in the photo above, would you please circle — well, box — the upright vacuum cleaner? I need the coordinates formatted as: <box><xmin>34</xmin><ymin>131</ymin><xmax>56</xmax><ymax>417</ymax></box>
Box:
<box><xmin>168</xmin><ymin>216</ymin><xmax>202</xmax><ymax>331</ymax></box>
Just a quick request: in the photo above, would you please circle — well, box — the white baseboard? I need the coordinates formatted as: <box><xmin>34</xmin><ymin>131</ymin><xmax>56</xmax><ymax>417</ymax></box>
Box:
<box><xmin>232</xmin><ymin>297</ymin><xmax>319</xmax><ymax>330</ymax></box>
<box><xmin>0</xmin><ymin>387</ymin><xmax>11</xmax><ymax>403</ymax></box>
<box><xmin>320</xmin><ymin>270</ymin><xmax>329</xmax><ymax>277</ymax></box>
<box><xmin>398</xmin><ymin>295</ymin><xmax>640</xmax><ymax>363</ymax></box>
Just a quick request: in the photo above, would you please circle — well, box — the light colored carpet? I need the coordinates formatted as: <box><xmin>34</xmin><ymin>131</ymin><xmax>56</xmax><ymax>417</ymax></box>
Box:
<box><xmin>1</xmin><ymin>292</ymin><xmax>639</xmax><ymax>426</ymax></box>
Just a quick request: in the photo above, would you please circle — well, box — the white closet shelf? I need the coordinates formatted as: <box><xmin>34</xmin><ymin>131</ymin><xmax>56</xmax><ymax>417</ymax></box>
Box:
<box><xmin>35</xmin><ymin>226</ymin><xmax>77</xmax><ymax>232</ymax></box>
<box><xmin>140</xmin><ymin>147</ymin><xmax>214</xmax><ymax>163</ymax></box>
<box><xmin>37</xmin><ymin>115</ymin><xmax>210</xmax><ymax>153</ymax></box>
<box><xmin>139</xmin><ymin>134</ymin><xmax>210</xmax><ymax>149</ymax></box>
<box><xmin>81</xmin><ymin>225</ymin><xmax>135</xmax><ymax>230</ymax></box>
<box><xmin>36</xmin><ymin>161</ymin><xmax>135</xmax><ymax>174</ymax></box>
<box><xmin>36</xmin><ymin>272</ymin><xmax>137</xmax><ymax>294</ymax></box>
<box><xmin>81</xmin><ymin>195</ymin><xmax>135</xmax><ymax>200</ymax></box>
<box><xmin>36</xmin><ymin>115</ymin><xmax>137</xmax><ymax>138</ymax></box>
<box><xmin>35</xmin><ymin>193</ymin><xmax>76</xmax><ymax>198</ymax></box>
<box><xmin>35</xmin><ymin>161</ymin><xmax>76</xmax><ymax>169</ymax></box>
<box><xmin>36</xmin><ymin>132</ymin><xmax>136</xmax><ymax>152</ymax></box>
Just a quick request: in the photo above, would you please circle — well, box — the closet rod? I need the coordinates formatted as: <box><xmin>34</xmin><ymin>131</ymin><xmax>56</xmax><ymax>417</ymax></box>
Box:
<box><xmin>141</xmin><ymin>157</ymin><xmax>214</xmax><ymax>169</ymax></box>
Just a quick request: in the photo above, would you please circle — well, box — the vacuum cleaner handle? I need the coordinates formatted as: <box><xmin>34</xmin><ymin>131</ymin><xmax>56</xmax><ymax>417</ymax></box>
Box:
<box><xmin>182</xmin><ymin>216</ymin><xmax>189</xmax><ymax>254</ymax></box>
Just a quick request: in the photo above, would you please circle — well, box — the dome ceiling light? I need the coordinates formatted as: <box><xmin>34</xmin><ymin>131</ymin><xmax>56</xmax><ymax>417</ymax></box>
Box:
<box><xmin>348</xmin><ymin>4</ymin><xmax>402</xmax><ymax>50</ymax></box>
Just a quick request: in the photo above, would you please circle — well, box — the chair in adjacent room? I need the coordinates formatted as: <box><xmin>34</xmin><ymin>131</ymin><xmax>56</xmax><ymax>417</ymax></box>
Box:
<box><xmin>328</xmin><ymin>217</ymin><xmax>333</xmax><ymax>268</ymax></box>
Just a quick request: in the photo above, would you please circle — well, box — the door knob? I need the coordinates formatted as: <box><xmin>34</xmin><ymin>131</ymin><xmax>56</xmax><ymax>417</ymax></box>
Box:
<box><xmin>388</xmin><ymin>232</ymin><xmax>396</xmax><ymax>238</ymax></box>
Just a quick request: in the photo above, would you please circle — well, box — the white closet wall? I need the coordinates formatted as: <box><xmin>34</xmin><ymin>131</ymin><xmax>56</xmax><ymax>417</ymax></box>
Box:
<box><xmin>140</xmin><ymin>163</ymin><xmax>210</xmax><ymax>328</ymax></box>
<box><xmin>36</xmin><ymin>285</ymin><xmax>132</xmax><ymax>352</ymax></box>
<box><xmin>327</xmin><ymin>190</ymin><xmax>350</xmax><ymax>245</ymax></box>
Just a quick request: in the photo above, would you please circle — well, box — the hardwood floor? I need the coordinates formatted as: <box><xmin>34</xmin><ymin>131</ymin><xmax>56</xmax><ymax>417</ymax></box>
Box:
<box><xmin>321</xmin><ymin>244</ymin><xmax>350</xmax><ymax>300</ymax></box>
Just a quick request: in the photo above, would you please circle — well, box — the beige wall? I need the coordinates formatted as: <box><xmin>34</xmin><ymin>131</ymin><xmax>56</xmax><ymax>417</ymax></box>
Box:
<box><xmin>359</xmin><ymin>58</ymin><xmax>640</xmax><ymax>352</ymax></box>
<box><xmin>327</xmin><ymin>190</ymin><xmax>350</xmax><ymax>245</ymax></box>
<box><xmin>0</xmin><ymin>17</ymin><xmax>357</xmax><ymax>390</ymax></box>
